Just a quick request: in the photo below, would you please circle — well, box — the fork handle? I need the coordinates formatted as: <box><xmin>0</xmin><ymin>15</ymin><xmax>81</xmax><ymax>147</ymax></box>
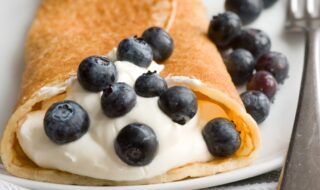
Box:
<box><xmin>279</xmin><ymin>29</ymin><xmax>320</xmax><ymax>189</ymax></box>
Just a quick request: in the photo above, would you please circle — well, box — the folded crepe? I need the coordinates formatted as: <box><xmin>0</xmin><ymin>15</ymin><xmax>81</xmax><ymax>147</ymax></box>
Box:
<box><xmin>0</xmin><ymin>0</ymin><xmax>260</xmax><ymax>186</ymax></box>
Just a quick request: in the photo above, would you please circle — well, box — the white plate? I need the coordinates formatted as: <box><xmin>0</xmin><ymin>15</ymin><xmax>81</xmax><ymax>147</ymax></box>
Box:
<box><xmin>0</xmin><ymin>0</ymin><xmax>305</xmax><ymax>189</ymax></box>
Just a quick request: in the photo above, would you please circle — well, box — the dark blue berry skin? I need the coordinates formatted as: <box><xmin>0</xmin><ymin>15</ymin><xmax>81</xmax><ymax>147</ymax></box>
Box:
<box><xmin>44</xmin><ymin>100</ymin><xmax>90</xmax><ymax>145</ymax></box>
<box><xmin>241</xmin><ymin>91</ymin><xmax>270</xmax><ymax>124</ymax></box>
<box><xmin>202</xmin><ymin>118</ymin><xmax>241</xmax><ymax>157</ymax></box>
<box><xmin>114</xmin><ymin>123</ymin><xmax>158</xmax><ymax>166</ymax></box>
<box><xmin>77</xmin><ymin>56</ymin><xmax>117</xmax><ymax>92</ymax></box>
<box><xmin>233</xmin><ymin>29</ymin><xmax>271</xmax><ymax>58</ymax></box>
<box><xmin>117</xmin><ymin>36</ymin><xmax>153</xmax><ymax>68</ymax></box>
<box><xmin>247</xmin><ymin>71</ymin><xmax>278</xmax><ymax>100</ymax></box>
<box><xmin>263</xmin><ymin>0</ymin><xmax>278</xmax><ymax>9</ymax></box>
<box><xmin>225</xmin><ymin>49</ymin><xmax>255</xmax><ymax>85</ymax></box>
<box><xmin>158</xmin><ymin>86</ymin><xmax>197</xmax><ymax>125</ymax></box>
<box><xmin>256</xmin><ymin>52</ymin><xmax>289</xmax><ymax>84</ymax></box>
<box><xmin>142</xmin><ymin>27</ymin><xmax>174</xmax><ymax>62</ymax></box>
<box><xmin>134</xmin><ymin>71</ymin><xmax>168</xmax><ymax>97</ymax></box>
<box><xmin>225</xmin><ymin>0</ymin><xmax>264</xmax><ymax>25</ymax></box>
<box><xmin>101</xmin><ymin>83</ymin><xmax>137</xmax><ymax>118</ymax></box>
<box><xmin>208</xmin><ymin>12</ymin><xmax>242</xmax><ymax>49</ymax></box>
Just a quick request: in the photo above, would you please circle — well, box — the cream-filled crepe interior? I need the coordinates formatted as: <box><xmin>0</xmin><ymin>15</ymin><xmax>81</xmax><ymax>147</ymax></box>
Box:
<box><xmin>17</xmin><ymin>50</ymin><xmax>248</xmax><ymax>181</ymax></box>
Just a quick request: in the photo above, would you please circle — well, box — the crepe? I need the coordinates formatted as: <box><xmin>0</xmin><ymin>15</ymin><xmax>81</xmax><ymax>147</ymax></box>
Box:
<box><xmin>0</xmin><ymin>0</ymin><xmax>260</xmax><ymax>185</ymax></box>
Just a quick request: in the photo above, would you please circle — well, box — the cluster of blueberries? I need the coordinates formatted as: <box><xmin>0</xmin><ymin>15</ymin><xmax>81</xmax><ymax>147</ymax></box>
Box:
<box><xmin>208</xmin><ymin>0</ymin><xmax>289</xmax><ymax>124</ymax></box>
<box><xmin>43</xmin><ymin>27</ymin><xmax>241</xmax><ymax>166</ymax></box>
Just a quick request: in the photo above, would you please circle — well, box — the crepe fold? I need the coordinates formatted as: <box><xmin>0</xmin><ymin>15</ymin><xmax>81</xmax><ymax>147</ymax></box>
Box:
<box><xmin>0</xmin><ymin>0</ymin><xmax>260</xmax><ymax>185</ymax></box>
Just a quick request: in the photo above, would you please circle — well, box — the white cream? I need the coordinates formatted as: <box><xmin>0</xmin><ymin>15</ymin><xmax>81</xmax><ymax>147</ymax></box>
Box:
<box><xmin>18</xmin><ymin>53</ymin><xmax>219</xmax><ymax>181</ymax></box>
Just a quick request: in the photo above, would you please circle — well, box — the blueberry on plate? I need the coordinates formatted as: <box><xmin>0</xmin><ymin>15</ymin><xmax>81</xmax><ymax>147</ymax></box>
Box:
<box><xmin>256</xmin><ymin>51</ymin><xmax>289</xmax><ymax>84</ymax></box>
<box><xmin>117</xmin><ymin>36</ymin><xmax>153</xmax><ymax>68</ymax></box>
<box><xmin>208</xmin><ymin>12</ymin><xmax>242</xmax><ymax>49</ymax></box>
<box><xmin>134</xmin><ymin>71</ymin><xmax>167</xmax><ymax>97</ymax></box>
<box><xmin>202</xmin><ymin>118</ymin><xmax>241</xmax><ymax>157</ymax></box>
<box><xmin>114</xmin><ymin>123</ymin><xmax>158</xmax><ymax>166</ymax></box>
<box><xmin>263</xmin><ymin>0</ymin><xmax>278</xmax><ymax>9</ymax></box>
<box><xmin>77</xmin><ymin>56</ymin><xmax>117</xmax><ymax>92</ymax></box>
<box><xmin>225</xmin><ymin>0</ymin><xmax>264</xmax><ymax>25</ymax></box>
<box><xmin>225</xmin><ymin>49</ymin><xmax>255</xmax><ymax>85</ymax></box>
<box><xmin>247</xmin><ymin>71</ymin><xmax>278</xmax><ymax>100</ymax></box>
<box><xmin>44</xmin><ymin>100</ymin><xmax>90</xmax><ymax>145</ymax></box>
<box><xmin>101</xmin><ymin>82</ymin><xmax>137</xmax><ymax>118</ymax></box>
<box><xmin>158</xmin><ymin>86</ymin><xmax>197</xmax><ymax>125</ymax></box>
<box><xmin>241</xmin><ymin>91</ymin><xmax>270</xmax><ymax>123</ymax></box>
<box><xmin>233</xmin><ymin>29</ymin><xmax>271</xmax><ymax>58</ymax></box>
<box><xmin>142</xmin><ymin>27</ymin><xmax>174</xmax><ymax>62</ymax></box>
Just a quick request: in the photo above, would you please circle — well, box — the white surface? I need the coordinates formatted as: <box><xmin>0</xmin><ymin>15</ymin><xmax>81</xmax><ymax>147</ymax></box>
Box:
<box><xmin>0</xmin><ymin>179</ymin><xmax>29</xmax><ymax>190</ymax></box>
<box><xmin>0</xmin><ymin>0</ymin><xmax>304</xmax><ymax>189</ymax></box>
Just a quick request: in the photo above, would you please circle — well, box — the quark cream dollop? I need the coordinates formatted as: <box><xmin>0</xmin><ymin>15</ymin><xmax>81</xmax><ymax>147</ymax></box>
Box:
<box><xmin>17</xmin><ymin>50</ymin><xmax>221</xmax><ymax>181</ymax></box>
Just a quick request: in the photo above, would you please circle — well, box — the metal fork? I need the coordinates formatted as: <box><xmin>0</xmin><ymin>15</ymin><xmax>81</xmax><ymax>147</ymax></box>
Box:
<box><xmin>279</xmin><ymin>0</ymin><xmax>320</xmax><ymax>189</ymax></box>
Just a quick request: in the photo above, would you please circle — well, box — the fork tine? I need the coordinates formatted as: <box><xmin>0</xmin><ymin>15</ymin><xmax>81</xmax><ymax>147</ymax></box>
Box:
<box><xmin>304</xmin><ymin>0</ymin><xmax>319</xmax><ymax>18</ymax></box>
<box><xmin>286</xmin><ymin>0</ymin><xmax>302</xmax><ymax>29</ymax></box>
<box><xmin>287</xmin><ymin>0</ymin><xmax>295</xmax><ymax>20</ymax></box>
<box><xmin>317</xmin><ymin>0</ymin><xmax>320</xmax><ymax>17</ymax></box>
<box><xmin>304</xmin><ymin>0</ymin><xmax>310</xmax><ymax>18</ymax></box>
<box><xmin>287</xmin><ymin>0</ymin><xmax>298</xmax><ymax>20</ymax></box>
<box><xmin>304</xmin><ymin>0</ymin><xmax>312</xmax><ymax>18</ymax></box>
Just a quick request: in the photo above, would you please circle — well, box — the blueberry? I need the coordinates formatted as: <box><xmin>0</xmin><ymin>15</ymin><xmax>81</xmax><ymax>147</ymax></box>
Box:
<box><xmin>263</xmin><ymin>0</ymin><xmax>278</xmax><ymax>9</ymax></box>
<box><xmin>202</xmin><ymin>118</ymin><xmax>240</xmax><ymax>157</ymax></box>
<box><xmin>256</xmin><ymin>52</ymin><xmax>289</xmax><ymax>84</ymax></box>
<box><xmin>114</xmin><ymin>123</ymin><xmax>158</xmax><ymax>166</ymax></box>
<box><xmin>77</xmin><ymin>56</ymin><xmax>117</xmax><ymax>92</ymax></box>
<box><xmin>117</xmin><ymin>36</ymin><xmax>153</xmax><ymax>68</ymax></box>
<box><xmin>225</xmin><ymin>0</ymin><xmax>264</xmax><ymax>25</ymax></box>
<box><xmin>134</xmin><ymin>71</ymin><xmax>167</xmax><ymax>97</ymax></box>
<box><xmin>225</xmin><ymin>49</ymin><xmax>255</xmax><ymax>85</ymax></box>
<box><xmin>158</xmin><ymin>86</ymin><xmax>197</xmax><ymax>125</ymax></box>
<box><xmin>208</xmin><ymin>12</ymin><xmax>242</xmax><ymax>49</ymax></box>
<box><xmin>44</xmin><ymin>100</ymin><xmax>90</xmax><ymax>145</ymax></box>
<box><xmin>241</xmin><ymin>91</ymin><xmax>270</xmax><ymax>123</ymax></box>
<box><xmin>142</xmin><ymin>27</ymin><xmax>174</xmax><ymax>62</ymax></box>
<box><xmin>247</xmin><ymin>71</ymin><xmax>278</xmax><ymax>100</ymax></box>
<box><xmin>233</xmin><ymin>29</ymin><xmax>271</xmax><ymax>58</ymax></box>
<box><xmin>101</xmin><ymin>83</ymin><xmax>137</xmax><ymax>118</ymax></box>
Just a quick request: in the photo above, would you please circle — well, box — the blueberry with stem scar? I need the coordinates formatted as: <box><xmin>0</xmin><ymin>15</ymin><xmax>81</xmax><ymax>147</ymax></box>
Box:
<box><xmin>101</xmin><ymin>82</ymin><xmax>137</xmax><ymax>118</ymax></box>
<box><xmin>44</xmin><ymin>100</ymin><xmax>90</xmax><ymax>145</ymax></box>
<box><xmin>134</xmin><ymin>71</ymin><xmax>167</xmax><ymax>97</ymax></box>
<box><xmin>114</xmin><ymin>123</ymin><xmax>158</xmax><ymax>166</ymax></box>
<box><xmin>117</xmin><ymin>36</ymin><xmax>153</xmax><ymax>68</ymax></box>
<box><xmin>77</xmin><ymin>56</ymin><xmax>117</xmax><ymax>92</ymax></box>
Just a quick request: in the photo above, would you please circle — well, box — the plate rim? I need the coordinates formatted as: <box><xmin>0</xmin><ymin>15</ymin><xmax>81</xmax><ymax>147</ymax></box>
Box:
<box><xmin>0</xmin><ymin>156</ymin><xmax>283</xmax><ymax>190</ymax></box>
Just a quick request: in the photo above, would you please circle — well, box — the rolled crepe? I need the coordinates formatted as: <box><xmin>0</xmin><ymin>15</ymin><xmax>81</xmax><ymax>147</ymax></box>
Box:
<box><xmin>1</xmin><ymin>0</ymin><xmax>260</xmax><ymax>185</ymax></box>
